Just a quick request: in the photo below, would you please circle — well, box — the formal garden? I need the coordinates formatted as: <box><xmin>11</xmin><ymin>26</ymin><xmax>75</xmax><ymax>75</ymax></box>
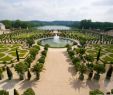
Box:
<box><xmin>0</xmin><ymin>29</ymin><xmax>113</xmax><ymax>95</ymax></box>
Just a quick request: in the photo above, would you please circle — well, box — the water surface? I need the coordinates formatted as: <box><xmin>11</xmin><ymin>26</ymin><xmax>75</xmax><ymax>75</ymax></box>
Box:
<box><xmin>38</xmin><ymin>25</ymin><xmax>70</xmax><ymax>30</ymax></box>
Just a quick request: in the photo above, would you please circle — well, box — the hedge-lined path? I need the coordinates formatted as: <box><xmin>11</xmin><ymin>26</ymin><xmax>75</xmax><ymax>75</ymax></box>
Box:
<box><xmin>0</xmin><ymin>48</ymin><xmax>113</xmax><ymax>95</ymax></box>
<box><xmin>35</xmin><ymin>48</ymin><xmax>77</xmax><ymax>95</ymax></box>
<box><xmin>33</xmin><ymin>48</ymin><xmax>113</xmax><ymax>95</ymax></box>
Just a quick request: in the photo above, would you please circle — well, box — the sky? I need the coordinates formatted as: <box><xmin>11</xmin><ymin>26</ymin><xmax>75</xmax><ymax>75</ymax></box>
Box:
<box><xmin>0</xmin><ymin>0</ymin><xmax>113</xmax><ymax>22</ymax></box>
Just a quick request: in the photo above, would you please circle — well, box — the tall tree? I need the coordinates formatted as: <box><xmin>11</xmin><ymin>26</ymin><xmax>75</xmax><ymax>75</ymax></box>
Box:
<box><xmin>27</xmin><ymin>69</ymin><xmax>31</xmax><ymax>80</ymax></box>
<box><xmin>96</xmin><ymin>48</ymin><xmax>101</xmax><ymax>62</ymax></box>
<box><xmin>106</xmin><ymin>65</ymin><xmax>113</xmax><ymax>80</ymax></box>
<box><xmin>6</xmin><ymin>67</ymin><xmax>13</xmax><ymax>80</ymax></box>
<box><xmin>16</xmin><ymin>48</ymin><xmax>19</xmax><ymax>61</ymax></box>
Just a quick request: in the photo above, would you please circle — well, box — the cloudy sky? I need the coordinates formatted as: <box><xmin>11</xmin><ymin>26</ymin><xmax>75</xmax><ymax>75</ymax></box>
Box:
<box><xmin>0</xmin><ymin>0</ymin><xmax>113</xmax><ymax>22</ymax></box>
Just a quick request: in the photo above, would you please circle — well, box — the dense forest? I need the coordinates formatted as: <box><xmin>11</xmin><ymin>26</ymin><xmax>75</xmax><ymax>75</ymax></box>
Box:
<box><xmin>0</xmin><ymin>20</ymin><xmax>43</xmax><ymax>29</ymax></box>
<box><xmin>1</xmin><ymin>19</ymin><xmax>113</xmax><ymax>31</ymax></box>
<box><xmin>72</xmin><ymin>20</ymin><xmax>113</xmax><ymax>31</ymax></box>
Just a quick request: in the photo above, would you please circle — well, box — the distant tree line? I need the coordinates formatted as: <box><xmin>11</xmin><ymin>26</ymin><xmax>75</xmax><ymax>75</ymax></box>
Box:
<box><xmin>72</xmin><ymin>19</ymin><xmax>113</xmax><ymax>31</ymax></box>
<box><xmin>0</xmin><ymin>20</ymin><xmax>43</xmax><ymax>29</ymax></box>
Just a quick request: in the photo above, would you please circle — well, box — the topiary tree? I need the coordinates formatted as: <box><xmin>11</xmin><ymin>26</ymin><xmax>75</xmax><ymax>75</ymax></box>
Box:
<box><xmin>87</xmin><ymin>63</ymin><xmax>94</xmax><ymax>80</ymax></box>
<box><xmin>22</xmin><ymin>88</ymin><xmax>35</xmax><ymax>95</ymax></box>
<box><xmin>44</xmin><ymin>44</ymin><xmax>49</xmax><ymax>51</ymax></box>
<box><xmin>68</xmin><ymin>50</ymin><xmax>75</xmax><ymax>59</ymax></box>
<box><xmin>29</xmin><ymin>48</ymin><xmax>38</xmax><ymax>59</ymax></box>
<box><xmin>72</xmin><ymin>57</ymin><xmax>80</xmax><ymax>67</ymax></box>
<box><xmin>26</xmin><ymin>38</ymin><xmax>34</xmax><ymax>48</ymax></box>
<box><xmin>27</xmin><ymin>69</ymin><xmax>31</xmax><ymax>80</ymax></box>
<box><xmin>41</xmin><ymin>50</ymin><xmax>47</xmax><ymax>57</ymax></box>
<box><xmin>15</xmin><ymin>62</ymin><xmax>28</xmax><ymax>80</ymax></box>
<box><xmin>66</xmin><ymin>44</ymin><xmax>72</xmax><ymax>51</ymax></box>
<box><xmin>32</xmin><ymin>63</ymin><xmax>43</xmax><ymax>80</ymax></box>
<box><xmin>85</xmin><ymin>54</ymin><xmax>94</xmax><ymax>63</ymax></box>
<box><xmin>16</xmin><ymin>48</ymin><xmax>19</xmax><ymax>61</ymax></box>
<box><xmin>0</xmin><ymin>90</ymin><xmax>9</xmax><ymax>95</ymax></box>
<box><xmin>25</xmin><ymin>56</ymin><xmax>33</xmax><ymax>68</ymax></box>
<box><xmin>78</xmin><ymin>48</ymin><xmax>86</xmax><ymax>55</ymax></box>
<box><xmin>78</xmin><ymin>64</ymin><xmax>87</xmax><ymax>80</ymax></box>
<box><xmin>0</xmin><ymin>67</ymin><xmax>3</xmax><ymax>80</ymax></box>
<box><xmin>38</xmin><ymin>56</ymin><xmax>45</xmax><ymax>64</ymax></box>
<box><xmin>14</xmin><ymin>89</ymin><xmax>19</xmax><ymax>95</ymax></box>
<box><xmin>96</xmin><ymin>48</ymin><xmax>101</xmax><ymax>62</ymax></box>
<box><xmin>6</xmin><ymin>66</ymin><xmax>13</xmax><ymax>80</ymax></box>
<box><xmin>93</xmin><ymin>64</ymin><xmax>105</xmax><ymax>80</ymax></box>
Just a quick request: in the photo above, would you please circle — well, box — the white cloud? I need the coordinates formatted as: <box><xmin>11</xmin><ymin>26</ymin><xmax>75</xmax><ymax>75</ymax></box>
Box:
<box><xmin>0</xmin><ymin>0</ymin><xmax>113</xmax><ymax>22</ymax></box>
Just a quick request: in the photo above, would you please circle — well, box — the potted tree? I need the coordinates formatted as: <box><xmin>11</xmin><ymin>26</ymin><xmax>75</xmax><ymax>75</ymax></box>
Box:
<box><xmin>32</xmin><ymin>63</ymin><xmax>43</xmax><ymax>80</ymax></box>
<box><xmin>93</xmin><ymin>64</ymin><xmax>105</xmax><ymax>80</ymax></box>
<box><xmin>78</xmin><ymin>64</ymin><xmax>87</xmax><ymax>80</ymax></box>
<box><xmin>15</xmin><ymin>62</ymin><xmax>27</xmax><ymax>80</ymax></box>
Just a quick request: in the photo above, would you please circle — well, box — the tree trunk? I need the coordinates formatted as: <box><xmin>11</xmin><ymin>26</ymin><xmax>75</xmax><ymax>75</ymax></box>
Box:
<box><xmin>79</xmin><ymin>73</ymin><xmax>84</xmax><ymax>80</ymax></box>
<box><xmin>19</xmin><ymin>73</ymin><xmax>24</xmax><ymax>80</ymax></box>
<box><xmin>0</xmin><ymin>75</ymin><xmax>2</xmax><ymax>80</ymax></box>
<box><xmin>88</xmin><ymin>71</ymin><xmax>93</xmax><ymax>80</ymax></box>
<box><xmin>94</xmin><ymin>73</ymin><xmax>100</xmax><ymax>80</ymax></box>
<box><xmin>36</xmin><ymin>73</ymin><xmax>40</xmax><ymax>80</ymax></box>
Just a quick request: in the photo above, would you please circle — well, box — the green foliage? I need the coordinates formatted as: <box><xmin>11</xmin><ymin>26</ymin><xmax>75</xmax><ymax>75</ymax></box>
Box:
<box><xmin>25</xmin><ymin>56</ymin><xmax>33</xmax><ymax>68</ymax></box>
<box><xmin>66</xmin><ymin>44</ymin><xmax>72</xmax><ymax>51</ymax></box>
<box><xmin>29</xmin><ymin>48</ymin><xmax>39</xmax><ymax>59</ymax></box>
<box><xmin>1</xmin><ymin>20</ymin><xmax>12</xmax><ymax>29</ymax></box>
<box><xmin>72</xmin><ymin>57</ymin><xmax>80</xmax><ymax>65</ymax></box>
<box><xmin>80</xmin><ymin>19</ymin><xmax>92</xmax><ymax>29</ymax></box>
<box><xmin>68</xmin><ymin>50</ymin><xmax>75</xmax><ymax>59</ymax></box>
<box><xmin>85</xmin><ymin>55</ymin><xmax>94</xmax><ymax>62</ymax></box>
<box><xmin>26</xmin><ymin>38</ymin><xmax>34</xmax><ymax>48</ymax></box>
<box><xmin>94</xmin><ymin>64</ymin><xmax>105</xmax><ymax>74</ymax></box>
<box><xmin>0</xmin><ymin>90</ymin><xmax>9</xmax><ymax>95</ymax></box>
<box><xmin>32</xmin><ymin>63</ymin><xmax>43</xmax><ymax>80</ymax></box>
<box><xmin>78</xmin><ymin>64</ymin><xmax>87</xmax><ymax>80</ymax></box>
<box><xmin>41</xmin><ymin>50</ymin><xmax>47</xmax><ymax>56</ymax></box>
<box><xmin>89</xmin><ymin>89</ymin><xmax>104</xmax><ymax>95</ymax></box>
<box><xmin>6</xmin><ymin>66</ymin><xmax>13</xmax><ymax>80</ymax></box>
<box><xmin>33</xmin><ymin>45</ymin><xmax>40</xmax><ymax>50</ymax></box>
<box><xmin>22</xmin><ymin>88</ymin><xmax>35</xmax><ymax>95</ymax></box>
<box><xmin>79</xmin><ymin>19</ymin><xmax>113</xmax><ymax>30</ymax></box>
<box><xmin>15</xmin><ymin>62</ymin><xmax>28</xmax><ymax>80</ymax></box>
<box><xmin>38</xmin><ymin>56</ymin><xmax>45</xmax><ymax>64</ymax></box>
<box><xmin>44</xmin><ymin>44</ymin><xmax>49</xmax><ymax>50</ymax></box>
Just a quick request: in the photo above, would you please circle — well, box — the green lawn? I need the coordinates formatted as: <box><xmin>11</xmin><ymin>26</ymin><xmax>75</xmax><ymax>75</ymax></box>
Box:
<box><xmin>0</xmin><ymin>48</ymin><xmax>9</xmax><ymax>52</ymax></box>
<box><xmin>0</xmin><ymin>53</ymin><xmax>5</xmax><ymax>58</ymax></box>
<box><xmin>0</xmin><ymin>44</ymin><xmax>29</xmax><ymax>63</ymax></box>
<box><xmin>102</xmin><ymin>56</ymin><xmax>113</xmax><ymax>62</ymax></box>
<box><xmin>0</xmin><ymin>56</ymin><xmax>12</xmax><ymax>62</ymax></box>
<box><xmin>86</xmin><ymin>44</ymin><xmax>113</xmax><ymax>62</ymax></box>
